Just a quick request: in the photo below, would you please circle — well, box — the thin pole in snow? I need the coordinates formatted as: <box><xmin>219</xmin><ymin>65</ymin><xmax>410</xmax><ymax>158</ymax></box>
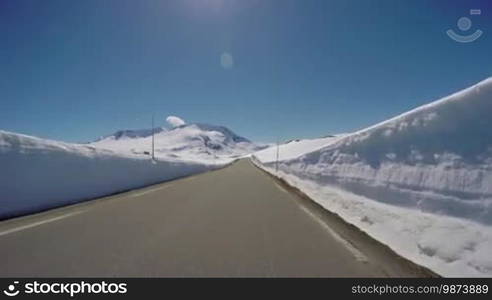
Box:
<box><xmin>152</xmin><ymin>114</ymin><xmax>155</xmax><ymax>160</ymax></box>
<box><xmin>275</xmin><ymin>139</ymin><xmax>279</xmax><ymax>173</ymax></box>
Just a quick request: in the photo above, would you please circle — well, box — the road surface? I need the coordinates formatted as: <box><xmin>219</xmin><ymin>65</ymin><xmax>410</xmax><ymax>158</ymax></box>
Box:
<box><xmin>0</xmin><ymin>160</ymin><xmax>433</xmax><ymax>277</ymax></box>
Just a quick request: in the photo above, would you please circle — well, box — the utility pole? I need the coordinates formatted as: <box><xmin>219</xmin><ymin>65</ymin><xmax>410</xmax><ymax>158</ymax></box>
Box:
<box><xmin>275</xmin><ymin>139</ymin><xmax>279</xmax><ymax>173</ymax></box>
<box><xmin>151</xmin><ymin>114</ymin><xmax>155</xmax><ymax>161</ymax></box>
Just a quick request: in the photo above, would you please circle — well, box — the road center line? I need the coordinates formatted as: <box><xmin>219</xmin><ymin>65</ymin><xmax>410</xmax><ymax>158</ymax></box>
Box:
<box><xmin>0</xmin><ymin>211</ymin><xmax>85</xmax><ymax>237</ymax></box>
<box><xmin>299</xmin><ymin>206</ymin><xmax>368</xmax><ymax>263</ymax></box>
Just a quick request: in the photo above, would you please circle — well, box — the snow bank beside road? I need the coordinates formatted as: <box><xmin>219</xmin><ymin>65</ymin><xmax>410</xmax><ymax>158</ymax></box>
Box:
<box><xmin>254</xmin><ymin>135</ymin><xmax>343</xmax><ymax>163</ymax></box>
<box><xmin>252</xmin><ymin>160</ymin><xmax>492</xmax><ymax>277</ymax></box>
<box><xmin>257</xmin><ymin>78</ymin><xmax>492</xmax><ymax>224</ymax></box>
<box><xmin>253</xmin><ymin>77</ymin><xmax>492</xmax><ymax>276</ymax></box>
<box><xmin>0</xmin><ymin>130</ymin><xmax>228</xmax><ymax>219</ymax></box>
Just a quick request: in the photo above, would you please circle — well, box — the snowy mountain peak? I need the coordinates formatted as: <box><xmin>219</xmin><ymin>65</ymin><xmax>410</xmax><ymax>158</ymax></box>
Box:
<box><xmin>180</xmin><ymin>123</ymin><xmax>251</xmax><ymax>143</ymax></box>
<box><xmin>99</xmin><ymin>127</ymin><xmax>166</xmax><ymax>141</ymax></box>
<box><xmin>92</xmin><ymin>122</ymin><xmax>265</xmax><ymax>161</ymax></box>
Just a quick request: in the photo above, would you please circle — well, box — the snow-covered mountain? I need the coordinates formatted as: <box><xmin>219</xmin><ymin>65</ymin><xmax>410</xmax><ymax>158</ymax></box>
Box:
<box><xmin>253</xmin><ymin>78</ymin><xmax>492</xmax><ymax>277</ymax></box>
<box><xmin>96</xmin><ymin>127</ymin><xmax>167</xmax><ymax>141</ymax></box>
<box><xmin>92</xmin><ymin>122</ymin><xmax>266</xmax><ymax>162</ymax></box>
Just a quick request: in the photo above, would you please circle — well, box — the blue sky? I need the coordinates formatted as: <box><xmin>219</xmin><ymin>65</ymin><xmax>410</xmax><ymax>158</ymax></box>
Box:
<box><xmin>1</xmin><ymin>0</ymin><xmax>491</xmax><ymax>143</ymax></box>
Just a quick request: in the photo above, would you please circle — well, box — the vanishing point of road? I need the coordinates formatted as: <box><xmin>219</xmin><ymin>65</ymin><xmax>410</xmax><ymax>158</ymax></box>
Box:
<box><xmin>0</xmin><ymin>160</ymin><xmax>433</xmax><ymax>277</ymax></box>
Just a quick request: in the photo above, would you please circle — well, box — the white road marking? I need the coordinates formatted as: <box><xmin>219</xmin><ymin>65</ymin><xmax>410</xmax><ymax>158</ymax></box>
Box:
<box><xmin>0</xmin><ymin>211</ymin><xmax>85</xmax><ymax>236</ymax></box>
<box><xmin>300</xmin><ymin>206</ymin><xmax>368</xmax><ymax>263</ymax></box>
<box><xmin>273</xmin><ymin>182</ymin><xmax>289</xmax><ymax>194</ymax></box>
<box><xmin>131</xmin><ymin>185</ymin><xmax>172</xmax><ymax>198</ymax></box>
<box><xmin>271</xmin><ymin>177</ymin><xmax>367</xmax><ymax>262</ymax></box>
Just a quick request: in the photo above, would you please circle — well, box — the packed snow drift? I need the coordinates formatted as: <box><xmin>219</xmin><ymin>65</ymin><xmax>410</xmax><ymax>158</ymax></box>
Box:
<box><xmin>92</xmin><ymin>119</ymin><xmax>266</xmax><ymax>163</ymax></box>
<box><xmin>253</xmin><ymin>78</ymin><xmax>492</xmax><ymax>276</ymax></box>
<box><xmin>0</xmin><ymin>116</ymin><xmax>266</xmax><ymax>219</ymax></box>
<box><xmin>254</xmin><ymin>135</ymin><xmax>345</xmax><ymax>163</ymax></box>
<box><xmin>0</xmin><ymin>129</ymin><xmax>230</xmax><ymax>219</ymax></box>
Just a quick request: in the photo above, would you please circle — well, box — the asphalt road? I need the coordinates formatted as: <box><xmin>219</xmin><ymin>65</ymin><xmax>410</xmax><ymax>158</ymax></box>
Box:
<box><xmin>0</xmin><ymin>159</ymin><xmax>433</xmax><ymax>277</ymax></box>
